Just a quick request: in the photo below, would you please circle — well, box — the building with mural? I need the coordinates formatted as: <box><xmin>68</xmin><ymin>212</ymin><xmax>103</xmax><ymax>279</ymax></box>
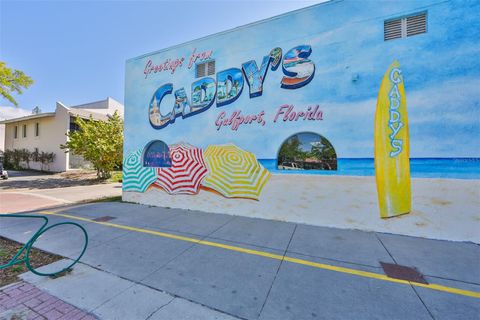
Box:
<box><xmin>123</xmin><ymin>0</ymin><xmax>480</xmax><ymax>243</ymax></box>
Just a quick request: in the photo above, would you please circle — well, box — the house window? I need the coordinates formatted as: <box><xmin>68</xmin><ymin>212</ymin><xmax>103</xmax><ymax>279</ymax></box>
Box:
<box><xmin>384</xmin><ymin>12</ymin><xmax>427</xmax><ymax>41</ymax></box>
<box><xmin>70</xmin><ymin>117</ymin><xmax>81</xmax><ymax>132</ymax></box>
<box><xmin>35</xmin><ymin>122</ymin><xmax>40</xmax><ymax>137</ymax></box>
<box><xmin>22</xmin><ymin>124</ymin><xmax>27</xmax><ymax>138</ymax></box>
<box><xmin>14</xmin><ymin>126</ymin><xmax>18</xmax><ymax>139</ymax></box>
<box><xmin>196</xmin><ymin>60</ymin><xmax>215</xmax><ymax>78</ymax></box>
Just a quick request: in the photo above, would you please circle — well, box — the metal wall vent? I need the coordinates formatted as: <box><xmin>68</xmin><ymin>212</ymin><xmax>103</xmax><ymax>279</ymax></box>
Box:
<box><xmin>196</xmin><ymin>60</ymin><xmax>215</xmax><ymax>78</ymax></box>
<box><xmin>406</xmin><ymin>13</ymin><xmax>427</xmax><ymax>37</ymax></box>
<box><xmin>384</xmin><ymin>12</ymin><xmax>427</xmax><ymax>41</ymax></box>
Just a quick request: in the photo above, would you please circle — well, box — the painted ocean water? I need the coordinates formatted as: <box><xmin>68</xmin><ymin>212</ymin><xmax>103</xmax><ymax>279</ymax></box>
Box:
<box><xmin>258</xmin><ymin>158</ymin><xmax>480</xmax><ymax>179</ymax></box>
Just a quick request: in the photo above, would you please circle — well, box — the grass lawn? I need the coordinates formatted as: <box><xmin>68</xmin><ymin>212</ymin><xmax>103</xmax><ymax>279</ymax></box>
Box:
<box><xmin>88</xmin><ymin>196</ymin><xmax>122</xmax><ymax>203</ymax></box>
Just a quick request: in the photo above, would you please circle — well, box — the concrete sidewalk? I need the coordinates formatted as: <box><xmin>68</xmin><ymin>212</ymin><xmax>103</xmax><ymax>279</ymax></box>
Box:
<box><xmin>18</xmin><ymin>261</ymin><xmax>238</xmax><ymax>320</ymax></box>
<box><xmin>0</xmin><ymin>183</ymin><xmax>121</xmax><ymax>213</ymax></box>
<box><xmin>0</xmin><ymin>202</ymin><xmax>479</xmax><ymax>319</ymax></box>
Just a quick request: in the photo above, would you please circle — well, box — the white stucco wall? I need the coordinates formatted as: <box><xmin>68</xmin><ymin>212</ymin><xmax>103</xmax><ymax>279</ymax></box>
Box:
<box><xmin>2</xmin><ymin>98</ymin><xmax>124</xmax><ymax>172</ymax></box>
<box><xmin>3</xmin><ymin>103</ymin><xmax>70</xmax><ymax>172</ymax></box>
<box><xmin>0</xmin><ymin>124</ymin><xmax>5</xmax><ymax>152</ymax></box>
<box><xmin>70</xmin><ymin>97</ymin><xmax>124</xmax><ymax>117</ymax></box>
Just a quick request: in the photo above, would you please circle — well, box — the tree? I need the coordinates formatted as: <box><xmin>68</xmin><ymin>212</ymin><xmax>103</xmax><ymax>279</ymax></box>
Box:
<box><xmin>278</xmin><ymin>135</ymin><xmax>303</xmax><ymax>163</ymax></box>
<box><xmin>38</xmin><ymin>152</ymin><xmax>56</xmax><ymax>171</ymax></box>
<box><xmin>0</xmin><ymin>61</ymin><xmax>34</xmax><ymax>107</ymax></box>
<box><xmin>310</xmin><ymin>137</ymin><xmax>337</xmax><ymax>160</ymax></box>
<box><xmin>61</xmin><ymin>112</ymin><xmax>123</xmax><ymax>179</ymax></box>
<box><xmin>20</xmin><ymin>148</ymin><xmax>31</xmax><ymax>169</ymax></box>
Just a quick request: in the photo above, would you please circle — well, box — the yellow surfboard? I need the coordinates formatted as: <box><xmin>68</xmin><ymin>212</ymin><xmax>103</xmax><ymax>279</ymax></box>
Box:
<box><xmin>374</xmin><ymin>61</ymin><xmax>411</xmax><ymax>218</ymax></box>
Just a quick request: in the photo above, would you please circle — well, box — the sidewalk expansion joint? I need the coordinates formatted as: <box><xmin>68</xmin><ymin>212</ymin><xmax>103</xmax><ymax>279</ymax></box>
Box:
<box><xmin>410</xmin><ymin>284</ymin><xmax>436</xmax><ymax>320</ymax></box>
<box><xmin>258</xmin><ymin>224</ymin><xmax>297</xmax><ymax>317</ymax></box>
<box><xmin>374</xmin><ymin>232</ymin><xmax>398</xmax><ymax>264</ymax></box>
<box><xmin>144</xmin><ymin>297</ymin><xmax>175</xmax><ymax>320</ymax></box>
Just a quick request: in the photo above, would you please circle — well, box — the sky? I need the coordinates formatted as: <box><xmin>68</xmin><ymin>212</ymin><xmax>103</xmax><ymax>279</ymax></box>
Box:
<box><xmin>1</xmin><ymin>1</ymin><xmax>478</xmax><ymax>158</ymax></box>
<box><xmin>123</xmin><ymin>0</ymin><xmax>480</xmax><ymax>158</ymax></box>
<box><xmin>0</xmin><ymin>0</ymin><xmax>322</xmax><ymax>114</ymax></box>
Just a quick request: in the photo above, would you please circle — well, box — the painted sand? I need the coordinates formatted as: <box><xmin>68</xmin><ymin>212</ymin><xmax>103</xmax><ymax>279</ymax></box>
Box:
<box><xmin>124</xmin><ymin>175</ymin><xmax>480</xmax><ymax>243</ymax></box>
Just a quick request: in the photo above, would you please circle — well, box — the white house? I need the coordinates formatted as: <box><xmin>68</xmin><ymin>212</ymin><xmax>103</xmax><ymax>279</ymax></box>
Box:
<box><xmin>0</xmin><ymin>97</ymin><xmax>123</xmax><ymax>172</ymax></box>
<box><xmin>0</xmin><ymin>123</ymin><xmax>4</xmax><ymax>153</ymax></box>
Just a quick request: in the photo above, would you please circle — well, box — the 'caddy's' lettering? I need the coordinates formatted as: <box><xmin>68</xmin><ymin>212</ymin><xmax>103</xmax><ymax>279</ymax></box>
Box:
<box><xmin>149</xmin><ymin>45</ymin><xmax>315</xmax><ymax>130</ymax></box>
<box><xmin>388</xmin><ymin>67</ymin><xmax>404</xmax><ymax>157</ymax></box>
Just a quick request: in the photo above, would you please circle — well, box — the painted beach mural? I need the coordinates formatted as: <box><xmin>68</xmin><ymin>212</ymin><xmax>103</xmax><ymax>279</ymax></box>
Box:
<box><xmin>124</xmin><ymin>0</ymin><xmax>480</xmax><ymax>242</ymax></box>
<box><xmin>374</xmin><ymin>61</ymin><xmax>411</xmax><ymax>218</ymax></box>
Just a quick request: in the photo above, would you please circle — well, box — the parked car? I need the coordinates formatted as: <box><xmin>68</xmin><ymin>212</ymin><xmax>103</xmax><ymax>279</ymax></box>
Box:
<box><xmin>278</xmin><ymin>162</ymin><xmax>302</xmax><ymax>170</ymax></box>
<box><xmin>0</xmin><ymin>158</ymin><xmax>8</xmax><ymax>179</ymax></box>
<box><xmin>0</xmin><ymin>168</ymin><xmax>7</xmax><ymax>179</ymax></box>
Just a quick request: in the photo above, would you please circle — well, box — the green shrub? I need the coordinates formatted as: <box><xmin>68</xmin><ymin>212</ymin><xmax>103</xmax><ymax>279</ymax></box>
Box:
<box><xmin>3</xmin><ymin>148</ymin><xmax>55</xmax><ymax>171</ymax></box>
<box><xmin>109</xmin><ymin>171</ymin><xmax>123</xmax><ymax>183</ymax></box>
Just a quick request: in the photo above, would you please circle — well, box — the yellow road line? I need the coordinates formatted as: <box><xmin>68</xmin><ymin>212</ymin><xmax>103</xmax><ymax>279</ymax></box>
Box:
<box><xmin>38</xmin><ymin>210</ymin><xmax>480</xmax><ymax>299</ymax></box>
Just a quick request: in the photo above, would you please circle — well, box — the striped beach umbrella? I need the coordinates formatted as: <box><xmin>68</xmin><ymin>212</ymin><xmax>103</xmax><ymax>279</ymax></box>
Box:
<box><xmin>123</xmin><ymin>149</ymin><xmax>157</xmax><ymax>192</ymax></box>
<box><xmin>155</xmin><ymin>143</ymin><xmax>208</xmax><ymax>194</ymax></box>
<box><xmin>202</xmin><ymin>144</ymin><xmax>271</xmax><ymax>200</ymax></box>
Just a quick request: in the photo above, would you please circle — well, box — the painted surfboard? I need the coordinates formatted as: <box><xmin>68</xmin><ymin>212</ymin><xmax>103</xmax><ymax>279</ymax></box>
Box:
<box><xmin>374</xmin><ymin>61</ymin><xmax>411</xmax><ymax>218</ymax></box>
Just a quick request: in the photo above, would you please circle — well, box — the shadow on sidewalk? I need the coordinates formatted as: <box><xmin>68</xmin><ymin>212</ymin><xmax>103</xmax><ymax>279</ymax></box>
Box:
<box><xmin>0</xmin><ymin>170</ymin><xmax>111</xmax><ymax>190</ymax></box>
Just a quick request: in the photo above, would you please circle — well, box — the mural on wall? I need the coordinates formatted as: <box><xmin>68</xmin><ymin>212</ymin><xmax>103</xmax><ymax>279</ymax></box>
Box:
<box><xmin>374</xmin><ymin>61</ymin><xmax>411</xmax><ymax>218</ymax></box>
<box><xmin>149</xmin><ymin>84</ymin><xmax>174</xmax><ymax>129</ymax></box>
<box><xmin>242</xmin><ymin>47</ymin><xmax>282</xmax><ymax>98</ymax></box>
<box><xmin>154</xmin><ymin>143</ymin><xmax>207</xmax><ymax>195</ymax></box>
<box><xmin>146</xmin><ymin>44</ymin><xmax>316</xmax><ymax>132</ymax></box>
<box><xmin>123</xmin><ymin>149</ymin><xmax>158</xmax><ymax>192</ymax></box>
<box><xmin>122</xmin><ymin>142</ymin><xmax>271</xmax><ymax>200</ymax></box>
<box><xmin>280</xmin><ymin>45</ymin><xmax>315</xmax><ymax>89</ymax></box>
<box><xmin>124</xmin><ymin>0</ymin><xmax>480</xmax><ymax>233</ymax></box>
<box><xmin>143</xmin><ymin>140</ymin><xmax>172</xmax><ymax>167</ymax></box>
<box><xmin>277</xmin><ymin>132</ymin><xmax>337</xmax><ymax>171</ymax></box>
<box><xmin>202</xmin><ymin>144</ymin><xmax>271</xmax><ymax>200</ymax></box>
<box><xmin>191</xmin><ymin>78</ymin><xmax>216</xmax><ymax>111</ymax></box>
<box><xmin>216</xmin><ymin>68</ymin><xmax>244</xmax><ymax>107</ymax></box>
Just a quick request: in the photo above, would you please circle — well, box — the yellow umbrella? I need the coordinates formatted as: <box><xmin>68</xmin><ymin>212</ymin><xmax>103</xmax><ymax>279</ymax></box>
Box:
<box><xmin>202</xmin><ymin>144</ymin><xmax>271</xmax><ymax>200</ymax></box>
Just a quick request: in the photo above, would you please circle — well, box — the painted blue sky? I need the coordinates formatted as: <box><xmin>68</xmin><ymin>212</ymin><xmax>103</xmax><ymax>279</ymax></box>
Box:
<box><xmin>125</xmin><ymin>0</ymin><xmax>480</xmax><ymax>158</ymax></box>
<box><xmin>0</xmin><ymin>0</ymin><xmax>321</xmax><ymax>112</ymax></box>
<box><xmin>286</xmin><ymin>133</ymin><xmax>323</xmax><ymax>153</ymax></box>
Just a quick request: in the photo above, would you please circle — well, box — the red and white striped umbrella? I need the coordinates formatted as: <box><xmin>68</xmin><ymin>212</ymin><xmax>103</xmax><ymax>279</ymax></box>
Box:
<box><xmin>155</xmin><ymin>143</ymin><xmax>207</xmax><ymax>194</ymax></box>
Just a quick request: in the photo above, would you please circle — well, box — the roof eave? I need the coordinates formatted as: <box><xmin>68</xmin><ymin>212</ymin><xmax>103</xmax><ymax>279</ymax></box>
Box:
<box><xmin>0</xmin><ymin>112</ymin><xmax>56</xmax><ymax>124</ymax></box>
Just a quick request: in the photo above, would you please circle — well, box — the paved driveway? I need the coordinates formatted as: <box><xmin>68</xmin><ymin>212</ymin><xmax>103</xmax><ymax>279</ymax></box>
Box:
<box><xmin>0</xmin><ymin>171</ymin><xmax>121</xmax><ymax>213</ymax></box>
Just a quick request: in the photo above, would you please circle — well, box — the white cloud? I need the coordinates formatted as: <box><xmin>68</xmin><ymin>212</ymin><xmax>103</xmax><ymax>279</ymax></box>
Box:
<box><xmin>0</xmin><ymin>106</ymin><xmax>31</xmax><ymax>120</ymax></box>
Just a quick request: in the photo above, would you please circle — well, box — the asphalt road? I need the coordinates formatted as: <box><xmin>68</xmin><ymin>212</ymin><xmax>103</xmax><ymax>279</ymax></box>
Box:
<box><xmin>0</xmin><ymin>170</ymin><xmax>121</xmax><ymax>213</ymax></box>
